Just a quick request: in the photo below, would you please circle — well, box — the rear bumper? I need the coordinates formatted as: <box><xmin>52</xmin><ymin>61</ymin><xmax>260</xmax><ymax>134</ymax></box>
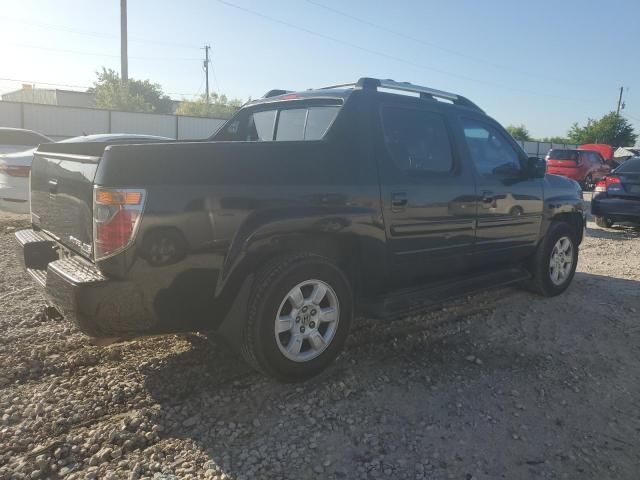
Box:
<box><xmin>591</xmin><ymin>194</ymin><xmax>640</xmax><ymax>221</ymax></box>
<box><xmin>14</xmin><ymin>229</ymin><xmax>154</xmax><ymax>337</ymax></box>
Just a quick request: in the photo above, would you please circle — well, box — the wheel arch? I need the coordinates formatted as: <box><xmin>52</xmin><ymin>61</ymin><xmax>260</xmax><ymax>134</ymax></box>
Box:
<box><xmin>547</xmin><ymin>211</ymin><xmax>585</xmax><ymax>246</ymax></box>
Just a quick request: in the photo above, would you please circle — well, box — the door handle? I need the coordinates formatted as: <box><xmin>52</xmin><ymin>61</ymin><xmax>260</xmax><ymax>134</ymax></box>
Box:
<box><xmin>48</xmin><ymin>178</ymin><xmax>58</xmax><ymax>195</ymax></box>
<box><xmin>391</xmin><ymin>192</ymin><xmax>408</xmax><ymax>212</ymax></box>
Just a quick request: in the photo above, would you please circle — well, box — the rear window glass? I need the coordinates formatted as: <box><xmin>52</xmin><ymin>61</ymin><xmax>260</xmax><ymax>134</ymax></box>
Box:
<box><xmin>215</xmin><ymin>104</ymin><xmax>340</xmax><ymax>142</ymax></box>
<box><xmin>614</xmin><ymin>158</ymin><xmax>640</xmax><ymax>173</ymax></box>
<box><xmin>252</xmin><ymin>110</ymin><xmax>278</xmax><ymax>141</ymax></box>
<box><xmin>276</xmin><ymin>109</ymin><xmax>307</xmax><ymax>141</ymax></box>
<box><xmin>547</xmin><ymin>149</ymin><xmax>578</xmax><ymax>161</ymax></box>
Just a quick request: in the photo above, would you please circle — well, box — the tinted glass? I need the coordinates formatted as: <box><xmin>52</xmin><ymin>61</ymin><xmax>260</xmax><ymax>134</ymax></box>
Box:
<box><xmin>304</xmin><ymin>106</ymin><xmax>339</xmax><ymax>140</ymax></box>
<box><xmin>614</xmin><ymin>158</ymin><xmax>640</xmax><ymax>173</ymax></box>
<box><xmin>381</xmin><ymin>107</ymin><xmax>453</xmax><ymax>173</ymax></box>
<box><xmin>215</xmin><ymin>105</ymin><xmax>339</xmax><ymax>142</ymax></box>
<box><xmin>462</xmin><ymin>119</ymin><xmax>522</xmax><ymax>177</ymax></box>
<box><xmin>251</xmin><ymin>110</ymin><xmax>278</xmax><ymax>141</ymax></box>
<box><xmin>276</xmin><ymin>109</ymin><xmax>307</xmax><ymax>141</ymax></box>
<box><xmin>548</xmin><ymin>149</ymin><xmax>579</xmax><ymax>161</ymax></box>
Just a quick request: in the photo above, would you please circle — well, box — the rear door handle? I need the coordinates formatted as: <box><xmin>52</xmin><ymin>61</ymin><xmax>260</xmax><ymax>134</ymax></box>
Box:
<box><xmin>391</xmin><ymin>192</ymin><xmax>408</xmax><ymax>212</ymax></box>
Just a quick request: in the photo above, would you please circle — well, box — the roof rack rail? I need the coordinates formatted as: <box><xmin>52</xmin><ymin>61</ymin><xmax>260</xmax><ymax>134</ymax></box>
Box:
<box><xmin>318</xmin><ymin>77</ymin><xmax>483</xmax><ymax>112</ymax></box>
<box><xmin>263</xmin><ymin>89</ymin><xmax>293</xmax><ymax>98</ymax></box>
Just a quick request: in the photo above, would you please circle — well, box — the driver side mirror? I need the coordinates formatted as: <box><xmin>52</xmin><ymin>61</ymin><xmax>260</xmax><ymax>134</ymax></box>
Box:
<box><xmin>528</xmin><ymin>156</ymin><xmax>546</xmax><ymax>178</ymax></box>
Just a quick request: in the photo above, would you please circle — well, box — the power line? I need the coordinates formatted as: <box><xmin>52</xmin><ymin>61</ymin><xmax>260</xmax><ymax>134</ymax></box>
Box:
<box><xmin>6</xmin><ymin>42</ymin><xmax>201</xmax><ymax>61</ymax></box>
<box><xmin>305</xmin><ymin>0</ymin><xmax>556</xmax><ymax>82</ymax></box>
<box><xmin>0</xmin><ymin>15</ymin><xmax>200</xmax><ymax>49</ymax></box>
<box><xmin>623</xmin><ymin>112</ymin><xmax>640</xmax><ymax>122</ymax></box>
<box><xmin>0</xmin><ymin>76</ymin><xmax>202</xmax><ymax>97</ymax></box>
<box><xmin>213</xmin><ymin>0</ymin><xmax>586</xmax><ymax>103</ymax></box>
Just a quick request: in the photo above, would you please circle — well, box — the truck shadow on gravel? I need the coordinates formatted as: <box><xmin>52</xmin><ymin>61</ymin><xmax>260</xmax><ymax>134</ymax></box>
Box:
<box><xmin>136</xmin><ymin>274</ymin><xmax>640</xmax><ymax>479</ymax></box>
<box><xmin>586</xmin><ymin>225</ymin><xmax>640</xmax><ymax>240</ymax></box>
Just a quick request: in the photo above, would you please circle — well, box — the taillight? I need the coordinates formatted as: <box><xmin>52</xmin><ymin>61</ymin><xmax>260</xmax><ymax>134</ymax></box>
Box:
<box><xmin>605</xmin><ymin>176</ymin><xmax>623</xmax><ymax>193</ymax></box>
<box><xmin>93</xmin><ymin>187</ymin><xmax>146</xmax><ymax>260</ymax></box>
<box><xmin>0</xmin><ymin>164</ymin><xmax>30</xmax><ymax>177</ymax></box>
<box><xmin>594</xmin><ymin>180</ymin><xmax>607</xmax><ymax>193</ymax></box>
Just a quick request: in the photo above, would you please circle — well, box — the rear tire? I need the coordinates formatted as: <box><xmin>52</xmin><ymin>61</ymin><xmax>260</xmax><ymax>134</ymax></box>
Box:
<box><xmin>528</xmin><ymin>222</ymin><xmax>578</xmax><ymax>297</ymax></box>
<box><xmin>509</xmin><ymin>206</ymin><xmax>524</xmax><ymax>216</ymax></box>
<box><xmin>595</xmin><ymin>216</ymin><xmax>614</xmax><ymax>228</ymax></box>
<box><xmin>240</xmin><ymin>253</ymin><xmax>353</xmax><ymax>382</ymax></box>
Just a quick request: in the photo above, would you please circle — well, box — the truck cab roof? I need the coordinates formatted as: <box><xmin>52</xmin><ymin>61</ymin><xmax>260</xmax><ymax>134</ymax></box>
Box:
<box><xmin>245</xmin><ymin>77</ymin><xmax>485</xmax><ymax>113</ymax></box>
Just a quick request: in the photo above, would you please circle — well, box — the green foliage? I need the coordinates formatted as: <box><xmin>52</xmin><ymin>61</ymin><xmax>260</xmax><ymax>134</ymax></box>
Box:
<box><xmin>567</xmin><ymin>112</ymin><xmax>637</xmax><ymax>146</ymax></box>
<box><xmin>90</xmin><ymin>68</ymin><xmax>173</xmax><ymax>114</ymax></box>
<box><xmin>540</xmin><ymin>136</ymin><xmax>572</xmax><ymax>144</ymax></box>
<box><xmin>175</xmin><ymin>93</ymin><xmax>243</xmax><ymax>119</ymax></box>
<box><xmin>506</xmin><ymin>124</ymin><xmax>532</xmax><ymax>141</ymax></box>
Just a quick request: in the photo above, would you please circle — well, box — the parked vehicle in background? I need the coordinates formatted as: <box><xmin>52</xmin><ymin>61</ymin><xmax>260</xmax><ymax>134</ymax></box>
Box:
<box><xmin>545</xmin><ymin>148</ymin><xmax>611</xmax><ymax>190</ymax></box>
<box><xmin>592</xmin><ymin>157</ymin><xmax>640</xmax><ymax>228</ymax></box>
<box><xmin>15</xmin><ymin>78</ymin><xmax>585</xmax><ymax>381</ymax></box>
<box><xmin>0</xmin><ymin>134</ymin><xmax>171</xmax><ymax>214</ymax></box>
<box><xmin>579</xmin><ymin>144</ymin><xmax>615</xmax><ymax>166</ymax></box>
<box><xmin>0</xmin><ymin>128</ymin><xmax>52</xmax><ymax>155</ymax></box>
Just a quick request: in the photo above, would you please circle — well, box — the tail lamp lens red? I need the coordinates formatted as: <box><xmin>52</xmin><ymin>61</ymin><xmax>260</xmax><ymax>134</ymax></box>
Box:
<box><xmin>93</xmin><ymin>187</ymin><xmax>145</xmax><ymax>259</ymax></box>
<box><xmin>605</xmin><ymin>176</ymin><xmax>622</xmax><ymax>192</ymax></box>
<box><xmin>594</xmin><ymin>180</ymin><xmax>607</xmax><ymax>193</ymax></box>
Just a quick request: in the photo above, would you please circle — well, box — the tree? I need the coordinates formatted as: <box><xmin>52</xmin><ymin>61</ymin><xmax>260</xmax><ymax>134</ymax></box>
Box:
<box><xmin>567</xmin><ymin>112</ymin><xmax>637</xmax><ymax>146</ymax></box>
<box><xmin>90</xmin><ymin>68</ymin><xmax>173</xmax><ymax>114</ymax></box>
<box><xmin>541</xmin><ymin>136</ymin><xmax>572</xmax><ymax>144</ymax></box>
<box><xmin>175</xmin><ymin>93</ymin><xmax>243</xmax><ymax>119</ymax></box>
<box><xmin>506</xmin><ymin>124</ymin><xmax>532</xmax><ymax>141</ymax></box>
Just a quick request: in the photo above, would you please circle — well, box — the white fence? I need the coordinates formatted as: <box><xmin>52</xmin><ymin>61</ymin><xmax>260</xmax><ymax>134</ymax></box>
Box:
<box><xmin>0</xmin><ymin>100</ymin><xmax>579</xmax><ymax>155</ymax></box>
<box><xmin>518</xmin><ymin>140</ymin><xmax>578</xmax><ymax>159</ymax></box>
<box><xmin>0</xmin><ymin>101</ymin><xmax>227</xmax><ymax>141</ymax></box>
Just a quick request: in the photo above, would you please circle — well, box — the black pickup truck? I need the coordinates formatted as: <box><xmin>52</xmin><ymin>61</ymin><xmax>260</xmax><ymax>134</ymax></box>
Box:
<box><xmin>15</xmin><ymin>78</ymin><xmax>585</xmax><ymax>381</ymax></box>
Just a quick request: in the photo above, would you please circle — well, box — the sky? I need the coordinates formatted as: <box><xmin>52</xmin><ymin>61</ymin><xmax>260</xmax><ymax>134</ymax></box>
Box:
<box><xmin>1</xmin><ymin>0</ymin><xmax>639</xmax><ymax>140</ymax></box>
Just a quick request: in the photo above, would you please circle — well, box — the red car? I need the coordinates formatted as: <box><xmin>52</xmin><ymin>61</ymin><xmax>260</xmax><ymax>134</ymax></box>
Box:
<box><xmin>546</xmin><ymin>148</ymin><xmax>611</xmax><ymax>190</ymax></box>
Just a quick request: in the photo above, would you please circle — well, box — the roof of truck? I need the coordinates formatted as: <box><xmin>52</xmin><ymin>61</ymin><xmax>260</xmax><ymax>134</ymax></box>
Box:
<box><xmin>245</xmin><ymin>77</ymin><xmax>484</xmax><ymax>113</ymax></box>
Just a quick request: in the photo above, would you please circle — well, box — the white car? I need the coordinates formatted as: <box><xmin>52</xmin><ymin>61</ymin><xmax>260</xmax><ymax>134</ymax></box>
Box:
<box><xmin>0</xmin><ymin>133</ymin><xmax>171</xmax><ymax>214</ymax></box>
<box><xmin>0</xmin><ymin>128</ymin><xmax>52</xmax><ymax>155</ymax></box>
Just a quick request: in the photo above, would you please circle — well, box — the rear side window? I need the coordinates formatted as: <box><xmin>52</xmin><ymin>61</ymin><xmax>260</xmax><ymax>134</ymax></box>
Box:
<box><xmin>381</xmin><ymin>107</ymin><xmax>453</xmax><ymax>173</ymax></box>
<box><xmin>548</xmin><ymin>149</ymin><xmax>579</xmax><ymax>161</ymax></box>
<box><xmin>216</xmin><ymin>105</ymin><xmax>340</xmax><ymax>142</ymax></box>
<box><xmin>252</xmin><ymin>110</ymin><xmax>278</xmax><ymax>141</ymax></box>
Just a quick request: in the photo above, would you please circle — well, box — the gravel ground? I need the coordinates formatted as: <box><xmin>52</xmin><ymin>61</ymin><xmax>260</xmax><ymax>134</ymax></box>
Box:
<box><xmin>0</xmin><ymin>201</ymin><xmax>639</xmax><ymax>480</ymax></box>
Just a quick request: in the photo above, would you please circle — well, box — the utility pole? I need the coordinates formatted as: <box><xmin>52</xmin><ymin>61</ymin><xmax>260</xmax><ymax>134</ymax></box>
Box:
<box><xmin>616</xmin><ymin>86</ymin><xmax>624</xmax><ymax>116</ymax></box>
<box><xmin>120</xmin><ymin>0</ymin><xmax>128</xmax><ymax>85</ymax></box>
<box><xmin>203</xmin><ymin>45</ymin><xmax>210</xmax><ymax>103</ymax></box>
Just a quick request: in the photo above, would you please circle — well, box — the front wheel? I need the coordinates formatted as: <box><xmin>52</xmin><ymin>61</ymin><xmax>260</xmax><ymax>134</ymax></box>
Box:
<box><xmin>528</xmin><ymin>222</ymin><xmax>578</xmax><ymax>297</ymax></box>
<box><xmin>240</xmin><ymin>254</ymin><xmax>353</xmax><ymax>382</ymax></box>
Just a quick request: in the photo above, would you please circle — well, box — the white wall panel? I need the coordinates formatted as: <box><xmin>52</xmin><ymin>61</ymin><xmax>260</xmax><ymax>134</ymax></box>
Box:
<box><xmin>178</xmin><ymin>116</ymin><xmax>225</xmax><ymax>139</ymax></box>
<box><xmin>23</xmin><ymin>104</ymin><xmax>109</xmax><ymax>137</ymax></box>
<box><xmin>0</xmin><ymin>102</ymin><xmax>22</xmax><ymax>128</ymax></box>
<box><xmin>111</xmin><ymin>111</ymin><xmax>176</xmax><ymax>138</ymax></box>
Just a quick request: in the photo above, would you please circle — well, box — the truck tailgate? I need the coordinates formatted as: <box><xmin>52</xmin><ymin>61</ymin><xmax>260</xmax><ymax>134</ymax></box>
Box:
<box><xmin>30</xmin><ymin>143</ymin><xmax>105</xmax><ymax>258</ymax></box>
